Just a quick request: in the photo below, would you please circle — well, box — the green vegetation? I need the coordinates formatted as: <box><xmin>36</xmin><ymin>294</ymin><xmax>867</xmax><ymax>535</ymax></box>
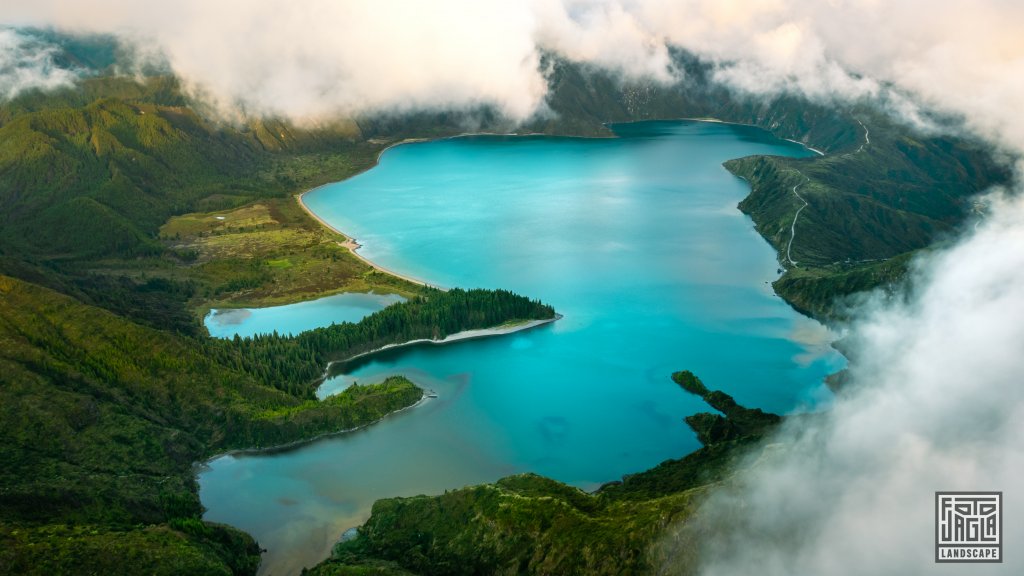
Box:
<box><xmin>672</xmin><ymin>371</ymin><xmax>781</xmax><ymax>445</ymax></box>
<box><xmin>159</xmin><ymin>197</ymin><xmax>424</xmax><ymax>314</ymax></box>
<box><xmin>0</xmin><ymin>269</ymin><xmax>432</xmax><ymax>512</ymax></box>
<box><xmin>305</xmin><ymin>559</ymin><xmax>417</xmax><ymax>576</ymax></box>
<box><xmin>724</xmin><ymin>114</ymin><xmax>1002</xmax><ymax>318</ymax></box>
<box><xmin>0</xmin><ymin>272</ymin><xmax>550</xmax><ymax>573</ymax></box>
<box><xmin>239</xmin><ymin>376</ymin><xmax>423</xmax><ymax>449</ymax></box>
<box><xmin>0</xmin><ymin>68</ymin><xmax>398</xmax><ymax>332</ymax></box>
<box><xmin>208</xmin><ymin>288</ymin><xmax>555</xmax><ymax>398</ymax></box>
<box><xmin>308</xmin><ymin>372</ymin><xmax>780</xmax><ymax>576</ymax></box>
<box><xmin>0</xmin><ymin>522</ymin><xmax>260</xmax><ymax>576</ymax></box>
<box><xmin>769</xmin><ymin>253</ymin><xmax>917</xmax><ymax>319</ymax></box>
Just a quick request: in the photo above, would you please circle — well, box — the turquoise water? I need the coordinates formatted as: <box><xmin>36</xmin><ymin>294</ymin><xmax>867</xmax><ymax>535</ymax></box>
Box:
<box><xmin>204</xmin><ymin>292</ymin><xmax>405</xmax><ymax>339</ymax></box>
<box><xmin>198</xmin><ymin>121</ymin><xmax>844</xmax><ymax>574</ymax></box>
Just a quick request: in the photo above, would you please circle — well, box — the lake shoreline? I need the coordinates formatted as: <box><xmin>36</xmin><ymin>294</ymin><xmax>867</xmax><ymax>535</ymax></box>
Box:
<box><xmin>295</xmin><ymin>118</ymin><xmax>826</xmax><ymax>304</ymax></box>
<box><xmin>295</xmin><ymin>190</ymin><xmax>441</xmax><ymax>290</ymax></box>
<box><xmin>216</xmin><ymin>121</ymin><xmax>830</xmax><ymax>575</ymax></box>
<box><xmin>321</xmin><ymin>314</ymin><xmax>563</xmax><ymax>383</ymax></box>
<box><xmin>195</xmin><ymin>390</ymin><xmax>432</xmax><ymax>465</ymax></box>
<box><xmin>196</xmin><ymin>314</ymin><xmax>561</xmax><ymax>466</ymax></box>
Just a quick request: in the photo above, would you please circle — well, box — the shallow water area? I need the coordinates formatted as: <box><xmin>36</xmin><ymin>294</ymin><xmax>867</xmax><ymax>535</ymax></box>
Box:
<box><xmin>204</xmin><ymin>291</ymin><xmax>405</xmax><ymax>339</ymax></box>
<box><xmin>199</xmin><ymin>121</ymin><xmax>845</xmax><ymax>574</ymax></box>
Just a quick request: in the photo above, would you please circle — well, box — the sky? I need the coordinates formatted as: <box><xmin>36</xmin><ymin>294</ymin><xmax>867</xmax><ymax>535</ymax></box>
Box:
<box><xmin>2</xmin><ymin>1</ymin><xmax>1024</xmax><ymax>574</ymax></box>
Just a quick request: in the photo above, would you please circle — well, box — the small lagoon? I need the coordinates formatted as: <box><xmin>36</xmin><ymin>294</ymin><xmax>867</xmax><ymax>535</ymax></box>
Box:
<box><xmin>204</xmin><ymin>292</ymin><xmax>405</xmax><ymax>339</ymax></box>
<box><xmin>199</xmin><ymin>121</ymin><xmax>845</xmax><ymax>574</ymax></box>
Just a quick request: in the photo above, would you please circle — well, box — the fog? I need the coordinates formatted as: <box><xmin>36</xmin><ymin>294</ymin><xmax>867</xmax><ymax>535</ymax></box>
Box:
<box><xmin>0</xmin><ymin>28</ymin><xmax>79</xmax><ymax>100</ymax></box>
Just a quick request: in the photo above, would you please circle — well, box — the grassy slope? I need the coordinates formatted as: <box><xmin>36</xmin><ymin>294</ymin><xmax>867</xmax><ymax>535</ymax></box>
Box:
<box><xmin>0</xmin><ymin>523</ymin><xmax>257</xmax><ymax>576</ymax></box>
<box><xmin>158</xmin><ymin>197</ymin><xmax>423</xmax><ymax>315</ymax></box>
<box><xmin>0</xmin><ymin>94</ymin><xmax>252</xmax><ymax>257</ymax></box>
<box><xmin>724</xmin><ymin>109</ymin><xmax>1002</xmax><ymax>318</ymax></box>
<box><xmin>0</xmin><ymin>75</ymin><xmax>426</xmax><ymax>335</ymax></box>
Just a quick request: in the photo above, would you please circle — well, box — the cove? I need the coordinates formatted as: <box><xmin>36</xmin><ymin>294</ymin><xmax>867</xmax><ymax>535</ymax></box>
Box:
<box><xmin>198</xmin><ymin>121</ymin><xmax>845</xmax><ymax>575</ymax></box>
<box><xmin>204</xmin><ymin>292</ymin><xmax>405</xmax><ymax>339</ymax></box>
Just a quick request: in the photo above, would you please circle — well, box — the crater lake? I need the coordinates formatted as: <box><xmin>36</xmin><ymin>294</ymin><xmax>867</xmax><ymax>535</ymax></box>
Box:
<box><xmin>198</xmin><ymin>120</ymin><xmax>844</xmax><ymax>574</ymax></box>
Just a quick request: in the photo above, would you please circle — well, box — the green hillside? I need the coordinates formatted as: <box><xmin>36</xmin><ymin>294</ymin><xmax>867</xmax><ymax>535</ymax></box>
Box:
<box><xmin>0</xmin><ymin>79</ymin><xmax>370</xmax><ymax>260</ymax></box>
<box><xmin>0</xmin><ymin>270</ymin><xmax>552</xmax><ymax>574</ymax></box>
<box><xmin>0</xmin><ymin>73</ymin><xmax>400</xmax><ymax>336</ymax></box>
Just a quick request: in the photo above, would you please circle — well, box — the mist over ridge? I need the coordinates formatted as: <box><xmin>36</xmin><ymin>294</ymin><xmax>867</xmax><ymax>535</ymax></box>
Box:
<box><xmin>1</xmin><ymin>0</ymin><xmax>1021</xmax><ymax>152</ymax></box>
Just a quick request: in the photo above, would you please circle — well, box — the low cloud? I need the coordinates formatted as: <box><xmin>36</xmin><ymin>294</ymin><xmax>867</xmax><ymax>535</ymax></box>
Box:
<box><xmin>4</xmin><ymin>1</ymin><xmax>1022</xmax><ymax>148</ymax></box>
<box><xmin>4</xmin><ymin>1</ymin><xmax>550</xmax><ymax>122</ymax></box>
<box><xmin>672</xmin><ymin>184</ymin><xmax>1024</xmax><ymax>574</ymax></box>
<box><xmin>651</xmin><ymin>3</ymin><xmax>1024</xmax><ymax>573</ymax></box>
<box><xmin>2</xmin><ymin>1</ymin><xmax>891</xmax><ymax>122</ymax></box>
<box><xmin>0</xmin><ymin>28</ymin><xmax>79</xmax><ymax>101</ymax></box>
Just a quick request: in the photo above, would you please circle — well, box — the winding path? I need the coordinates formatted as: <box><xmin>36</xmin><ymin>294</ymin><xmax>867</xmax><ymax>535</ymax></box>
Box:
<box><xmin>837</xmin><ymin>118</ymin><xmax>871</xmax><ymax>159</ymax></box>
<box><xmin>785</xmin><ymin>174</ymin><xmax>810</xmax><ymax>268</ymax></box>
<box><xmin>852</xmin><ymin>118</ymin><xmax>870</xmax><ymax>155</ymax></box>
<box><xmin>785</xmin><ymin>117</ymin><xmax>870</xmax><ymax>268</ymax></box>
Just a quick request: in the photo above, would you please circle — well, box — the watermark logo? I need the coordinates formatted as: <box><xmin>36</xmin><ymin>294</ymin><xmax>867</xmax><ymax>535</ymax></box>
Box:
<box><xmin>936</xmin><ymin>492</ymin><xmax>1002</xmax><ymax>563</ymax></box>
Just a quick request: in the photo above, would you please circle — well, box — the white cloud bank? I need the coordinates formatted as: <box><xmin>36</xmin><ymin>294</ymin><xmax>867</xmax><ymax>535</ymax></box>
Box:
<box><xmin>4</xmin><ymin>2</ymin><xmax>1024</xmax><ymax>574</ymax></box>
<box><xmin>675</xmin><ymin>185</ymin><xmax>1024</xmax><ymax>575</ymax></box>
<box><xmin>0</xmin><ymin>27</ymin><xmax>79</xmax><ymax>100</ymax></box>
<box><xmin>4</xmin><ymin>1</ymin><xmax>1023</xmax><ymax>148</ymax></box>
<box><xmin>4</xmin><ymin>1</ymin><xmax>550</xmax><ymax>121</ymax></box>
<box><xmin>4</xmin><ymin>1</ymin><xmax>1024</xmax><ymax>148</ymax></box>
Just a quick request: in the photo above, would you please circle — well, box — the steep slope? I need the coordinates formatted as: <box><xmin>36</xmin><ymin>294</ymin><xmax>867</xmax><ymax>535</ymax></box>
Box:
<box><xmin>0</xmin><ymin>273</ymin><xmax>424</xmax><ymax>519</ymax></box>
<box><xmin>0</xmin><ymin>94</ymin><xmax>258</xmax><ymax>257</ymax></box>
